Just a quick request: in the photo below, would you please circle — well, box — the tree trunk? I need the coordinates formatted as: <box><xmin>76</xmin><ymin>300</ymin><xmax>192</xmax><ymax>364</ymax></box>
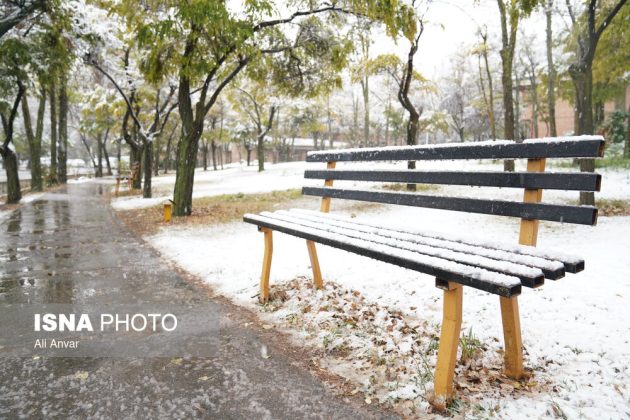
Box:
<box><xmin>211</xmin><ymin>140</ymin><xmax>217</xmax><ymax>170</ymax></box>
<box><xmin>514</xmin><ymin>69</ymin><xmax>521</xmax><ymax>139</ymax></box>
<box><xmin>594</xmin><ymin>101</ymin><xmax>604</xmax><ymax>128</ymax></box>
<box><xmin>58</xmin><ymin>75</ymin><xmax>68</xmax><ymax>184</ymax></box>
<box><xmin>480</xmin><ymin>38</ymin><xmax>497</xmax><ymax>141</ymax></box>
<box><xmin>497</xmin><ymin>0</ymin><xmax>517</xmax><ymax>171</ymax></box>
<box><xmin>116</xmin><ymin>139</ymin><xmax>122</xmax><ymax>174</ymax></box>
<box><xmin>406</xmin><ymin>115</ymin><xmax>419</xmax><ymax>191</ymax></box>
<box><xmin>545</xmin><ymin>0</ymin><xmax>557</xmax><ymax>136</ymax></box>
<box><xmin>173</xmin><ymin>127</ymin><xmax>202</xmax><ymax>216</ymax></box>
<box><xmin>361</xmin><ymin>78</ymin><xmax>370</xmax><ymax>146</ymax></box>
<box><xmin>22</xmin><ymin>93</ymin><xmax>44</xmax><ymax>192</ymax></box>
<box><xmin>257</xmin><ymin>134</ymin><xmax>265</xmax><ymax>172</ymax></box>
<box><xmin>95</xmin><ymin>134</ymin><xmax>103</xmax><ymax>177</ymax></box>
<box><xmin>1</xmin><ymin>150</ymin><xmax>21</xmax><ymax>204</ymax></box>
<box><xmin>130</xmin><ymin>145</ymin><xmax>142</xmax><ymax>189</ymax></box>
<box><xmin>501</xmin><ymin>52</ymin><xmax>516</xmax><ymax>171</ymax></box>
<box><xmin>624</xmin><ymin>104</ymin><xmax>630</xmax><ymax>159</ymax></box>
<box><xmin>143</xmin><ymin>141</ymin><xmax>152</xmax><ymax>198</ymax></box>
<box><xmin>164</xmin><ymin>129</ymin><xmax>174</xmax><ymax>174</ymax></box>
<box><xmin>526</xmin><ymin>62</ymin><xmax>539</xmax><ymax>138</ymax></box>
<box><xmin>153</xmin><ymin>136</ymin><xmax>160</xmax><ymax>176</ymax></box>
<box><xmin>103</xmin><ymin>141</ymin><xmax>112</xmax><ymax>176</ymax></box>
<box><xmin>202</xmin><ymin>141</ymin><xmax>208</xmax><ymax>171</ymax></box>
<box><xmin>327</xmin><ymin>97</ymin><xmax>334</xmax><ymax>149</ymax></box>
<box><xmin>570</xmin><ymin>64</ymin><xmax>595</xmax><ymax>205</ymax></box>
<box><xmin>532</xmin><ymin>81</ymin><xmax>539</xmax><ymax>138</ymax></box>
<box><xmin>80</xmin><ymin>134</ymin><xmax>97</xmax><ymax>170</ymax></box>
<box><xmin>48</xmin><ymin>86</ymin><xmax>58</xmax><ymax>184</ymax></box>
<box><xmin>33</xmin><ymin>90</ymin><xmax>45</xmax><ymax>191</ymax></box>
<box><xmin>352</xmin><ymin>95</ymin><xmax>359</xmax><ymax>146</ymax></box>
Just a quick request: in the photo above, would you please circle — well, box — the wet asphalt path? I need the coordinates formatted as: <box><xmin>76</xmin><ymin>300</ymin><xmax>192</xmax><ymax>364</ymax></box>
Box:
<box><xmin>0</xmin><ymin>183</ymin><xmax>394</xmax><ymax>419</ymax></box>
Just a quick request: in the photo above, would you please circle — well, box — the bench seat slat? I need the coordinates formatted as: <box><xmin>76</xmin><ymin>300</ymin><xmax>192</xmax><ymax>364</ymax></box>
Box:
<box><xmin>279</xmin><ymin>209</ymin><xmax>565</xmax><ymax>279</ymax></box>
<box><xmin>302</xmin><ymin>187</ymin><xmax>598</xmax><ymax>226</ymax></box>
<box><xmin>243</xmin><ymin>213</ymin><xmax>522</xmax><ymax>297</ymax></box>
<box><xmin>291</xmin><ymin>209</ymin><xmax>584</xmax><ymax>273</ymax></box>
<box><xmin>306</xmin><ymin>137</ymin><xmax>605</xmax><ymax>162</ymax></box>
<box><xmin>304</xmin><ymin>170</ymin><xmax>601</xmax><ymax>192</ymax></box>
<box><xmin>263</xmin><ymin>211</ymin><xmax>546</xmax><ymax>287</ymax></box>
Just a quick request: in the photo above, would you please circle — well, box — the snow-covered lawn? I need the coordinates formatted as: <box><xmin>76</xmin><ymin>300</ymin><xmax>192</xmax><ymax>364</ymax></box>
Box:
<box><xmin>111</xmin><ymin>159</ymin><xmax>630</xmax><ymax>211</ymax></box>
<box><xmin>111</xmin><ymin>162</ymin><xmax>309</xmax><ymax>210</ymax></box>
<box><xmin>127</xmin><ymin>160</ymin><xmax>629</xmax><ymax>417</ymax></box>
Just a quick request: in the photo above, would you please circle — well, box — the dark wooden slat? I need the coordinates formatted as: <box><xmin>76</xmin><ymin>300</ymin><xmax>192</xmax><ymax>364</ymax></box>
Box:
<box><xmin>302</xmin><ymin>187</ymin><xmax>598</xmax><ymax>225</ymax></box>
<box><xmin>305</xmin><ymin>170</ymin><xmax>601</xmax><ymax>192</ymax></box>
<box><xmin>306</xmin><ymin>138</ymin><xmax>605</xmax><ymax>162</ymax></box>
<box><xmin>243</xmin><ymin>215</ymin><xmax>521</xmax><ymax>297</ymax></box>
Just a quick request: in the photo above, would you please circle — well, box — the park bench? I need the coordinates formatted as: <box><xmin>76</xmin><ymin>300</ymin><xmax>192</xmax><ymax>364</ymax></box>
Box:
<box><xmin>243</xmin><ymin>135</ymin><xmax>604</xmax><ymax>409</ymax></box>
<box><xmin>114</xmin><ymin>163</ymin><xmax>140</xmax><ymax>196</ymax></box>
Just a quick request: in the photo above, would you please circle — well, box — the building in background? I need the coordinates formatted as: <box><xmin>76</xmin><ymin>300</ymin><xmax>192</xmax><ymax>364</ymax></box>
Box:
<box><xmin>519</xmin><ymin>85</ymin><xmax>630</xmax><ymax>138</ymax></box>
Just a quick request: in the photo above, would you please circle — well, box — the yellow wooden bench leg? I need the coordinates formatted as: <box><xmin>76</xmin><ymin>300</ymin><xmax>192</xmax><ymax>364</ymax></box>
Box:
<box><xmin>433</xmin><ymin>282</ymin><xmax>463</xmax><ymax>411</ymax></box>
<box><xmin>259</xmin><ymin>228</ymin><xmax>273</xmax><ymax>303</ymax></box>
<box><xmin>500</xmin><ymin>296</ymin><xmax>524</xmax><ymax>378</ymax></box>
<box><xmin>306</xmin><ymin>240</ymin><xmax>323</xmax><ymax>289</ymax></box>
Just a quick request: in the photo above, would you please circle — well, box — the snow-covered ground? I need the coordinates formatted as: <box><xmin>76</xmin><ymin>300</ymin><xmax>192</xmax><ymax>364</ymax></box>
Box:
<box><xmin>136</xmin><ymin>160</ymin><xmax>630</xmax><ymax>418</ymax></box>
<box><xmin>111</xmin><ymin>162</ymin><xmax>308</xmax><ymax>210</ymax></box>
<box><xmin>111</xmin><ymin>159</ymin><xmax>630</xmax><ymax>211</ymax></box>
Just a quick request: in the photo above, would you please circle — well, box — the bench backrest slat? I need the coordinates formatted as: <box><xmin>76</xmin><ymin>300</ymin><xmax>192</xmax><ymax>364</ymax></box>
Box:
<box><xmin>303</xmin><ymin>136</ymin><xmax>604</xmax><ymax>227</ymax></box>
<box><xmin>306</xmin><ymin>137</ymin><xmax>604</xmax><ymax>162</ymax></box>
<box><xmin>302</xmin><ymin>187</ymin><xmax>598</xmax><ymax>225</ymax></box>
<box><xmin>304</xmin><ymin>170</ymin><xmax>601</xmax><ymax>192</ymax></box>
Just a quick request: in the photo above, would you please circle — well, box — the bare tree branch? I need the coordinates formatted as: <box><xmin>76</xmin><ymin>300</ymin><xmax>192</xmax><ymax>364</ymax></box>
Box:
<box><xmin>203</xmin><ymin>57</ymin><xmax>250</xmax><ymax>116</ymax></box>
<box><xmin>88</xmin><ymin>56</ymin><xmax>147</xmax><ymax>141</ymax></box>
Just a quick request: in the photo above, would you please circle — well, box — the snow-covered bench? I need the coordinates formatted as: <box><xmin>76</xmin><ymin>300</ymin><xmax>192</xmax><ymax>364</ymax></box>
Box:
<box><xmin>243</xmin><ymin>135</ymin><xmax>604</xmax><ymax>409</ymax></box>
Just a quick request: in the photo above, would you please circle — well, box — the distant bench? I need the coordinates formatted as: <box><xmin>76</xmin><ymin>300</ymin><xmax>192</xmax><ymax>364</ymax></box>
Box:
<box><xmin>114</xmin><ymin>163</ymin><xmax>140</xmax><ymax>196</ymax></box>
<box><xmin>243</xmin><ymin>135</ymin><xmax>604</xmax><ymax>409</ymax></box>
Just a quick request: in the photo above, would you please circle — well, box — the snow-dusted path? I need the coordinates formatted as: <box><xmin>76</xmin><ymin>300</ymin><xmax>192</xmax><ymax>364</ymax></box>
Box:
<box><xmin>0</xmin><ymin>183</ymin><xmax>396</xmax><ymax>418</ymax></box>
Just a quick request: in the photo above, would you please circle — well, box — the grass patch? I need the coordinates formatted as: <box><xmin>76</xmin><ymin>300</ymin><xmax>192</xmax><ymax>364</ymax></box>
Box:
<box><xmin>112</xmin><ymin>188</ymin><xmax>142</xmax><ymax>198</ymax></box>
<box><xmin>596</xmin><ymin>199</ymin><xmax>630</xmax><ymax>216</ymax></box>
<box><xmin>595</xmin><ymin>155</ymin><xmax>630</xmax><ymax>169</ymax></box>
<box><xmin>116</xmin><ymin>189</ymin><xmax>303</xmax><ymax>236</ymax></box>
<box><xmin>548</xmin><ymin>157</ymin><xmax>630</xmax><ymax>170</ymax></box>
<box><xmin>460</xmin><ymin>328</ymin><xmax>485</xmax><ymax>364</ymax></box>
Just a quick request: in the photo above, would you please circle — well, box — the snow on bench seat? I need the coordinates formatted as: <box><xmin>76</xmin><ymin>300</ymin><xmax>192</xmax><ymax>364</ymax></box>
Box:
<box><xmin>243</xmin><ymin>212</ymin><xmax>523</xmax><ymax>297</ymax></box>
<box><xmin>264</xmin><ymin>210</ymin><xmax>545</xmax><ymax>287</ymax></box>
<box><xmin>290</xmin><ymin>209</ymin><xmax>584</xmax><ymax>273</ymax></box>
